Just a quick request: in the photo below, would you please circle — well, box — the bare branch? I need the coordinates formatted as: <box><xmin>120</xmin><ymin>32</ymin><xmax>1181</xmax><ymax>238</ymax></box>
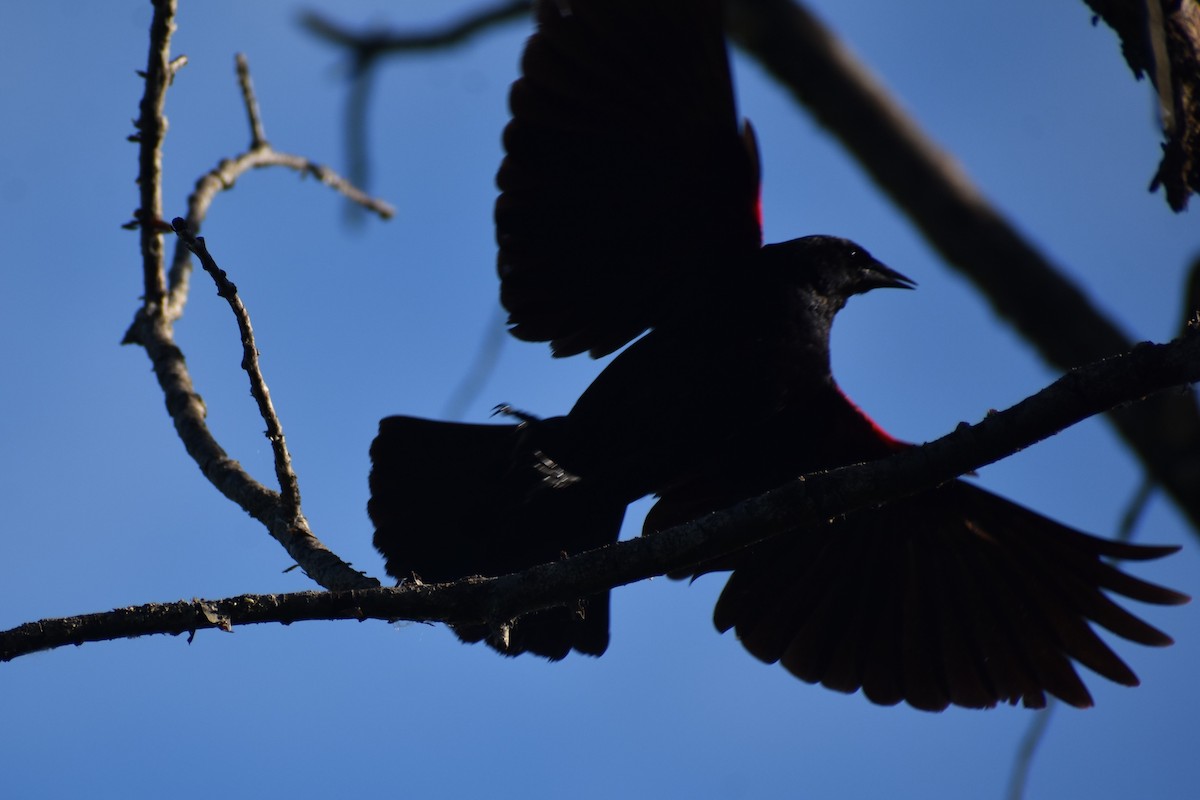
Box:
<box><xmin>171</xmin><ymin>219</ymin><xmax>303</xmax><ymax>518</ymax></box>
<box><xmin>300</xmin><ymin>2</ymin><xmax>532</xmax><ymax>221</ymax></box>
<box><xmin>1084</xmin><ymin>0</ymin><xmax>1200</xmax><ymax>210</ymax></box>
<box><xmin>8</xmin><ymin>327</ymin><xmax>1199</xmax><ymax>662</ymax></box>
<box><xmin>296</xmin><ymin>0</ymin><xmax>1200</xmax><ymax>534</ymax></box>
<box><xmin>1005</xmin><ymin>473</ymin><xmax>1156</xmax><ymax>798</ymax></box>
<box><xmin>130</xmin><ymin>308</ymin><xmax>377</xmax><ymax>590</ymax></box>
<box><xmin>725</xmin><ymin>0</ymin><xmax>1200</xmax><ymax>534</ymax></box>
<box><xmin>119</xmin><ymin>13</ymin><xmax>385</xmax><ymax>592</ymax></box>
<box><xmin>442</xmin><ymin>306</ymin><xmax>508</xmax><ymax>420</ymax></box>
<box><xmin>131</xmin><ymin>0</ymin><xmax>177</xmax><ymax>309</ymax></box>
<box><xmin>300</xmin><ymin>1</ymin><xmax>530</xmax><ymax>57</ymax></box>
<box><xmin>1006</xmin><ymin>704</ymin><xmax>1056</xmax><ymax>800</ymax></box>
<box><xmin>148</xmin><ymin>56</ymin><xmax>395</xmax><ymax>322</ymax></box>
<box><xmin>235</xmin><ymin>53</ymin><xmax>268</xmax><ymax>149</ymax></box>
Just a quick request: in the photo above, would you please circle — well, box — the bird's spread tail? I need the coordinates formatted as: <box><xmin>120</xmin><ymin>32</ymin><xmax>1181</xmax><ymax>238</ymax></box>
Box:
<box><xmin>369</xmin><ymin>415</ymin><xmax>625</xmax><ymax>659</ymax></box>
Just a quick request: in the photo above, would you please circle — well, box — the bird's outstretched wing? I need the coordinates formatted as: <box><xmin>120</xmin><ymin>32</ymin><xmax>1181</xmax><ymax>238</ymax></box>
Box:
<box><xmin>496</xmin><ymin>0</ymin><xmax>762</xmax><ymax>357</ymax></box>
<box><xmin>704</xmin><ymin>481</ymin><xmax>1188</xmax><ymax>711</ymax></box>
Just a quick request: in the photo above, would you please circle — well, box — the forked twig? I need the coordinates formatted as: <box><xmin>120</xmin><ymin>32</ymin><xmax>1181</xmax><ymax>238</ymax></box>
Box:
<box><xmin>123</xmin><ymin>3</ymin><xmax>385</xmax><ymax>591</ymax></box>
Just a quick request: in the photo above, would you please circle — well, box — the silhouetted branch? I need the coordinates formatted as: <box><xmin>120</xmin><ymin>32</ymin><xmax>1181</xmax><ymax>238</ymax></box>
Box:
<box><xmin>301</xmin><ymin>2</ymin><xmax>531</xmax><ymax>221</ymax></box>
<box><xmin>235</xmin><ymin>53</ymin><xmax>269</xmax><ymax>149</ymax></box>
<box><xmin>1006</xmin><ymin>703</ymin><xmax>1056</xmax><ymax>800</ymax></box>
<box><xmin>120</xmin><ymin>12</ymin><xmax>386</xmax><ymax>591</ymax></box>
<box><xmin>6</xmin><ymin>327</ymin><xmax>1199</xmax><ymax>662</ymax></box>
<box><xmin>443</xmin><ymin>306</ymin><xmax>508</xmax><ymax>419</ymax></box>
<box><xmin>300</xmin><ymin>1</ymin><xmax>530</xmax><ymax>56</ymax></box>
<box><xmin>1084</xmin><ymin>0</ymin><xmax>1200</xmax><ymax>210</ymax></box>
<box><xmin>131</xmin><ymin>0</ymin><xmax>178</xmax><ymax>309</ymax></box>
<box><xmin>725</xmin><ymin>0</ymin><xmax>1200</xmax><ymax>534</ymax></box>
<box><xmin>1006</xmin><ymin>473</ymin><xmax>1156</xmax><ymax>799</ymax></box>
<box><xmin>299</xmin><ymin>0</ymin><xmax>1200</xmax><ymax>536</ymax></box>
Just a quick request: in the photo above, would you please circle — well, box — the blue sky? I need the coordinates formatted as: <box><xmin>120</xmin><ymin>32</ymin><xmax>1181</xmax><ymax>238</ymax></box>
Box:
<box><xmin>2</xmin><ymin>2</ymin><xmax>1198</xmax><ymax>798</ymax></box>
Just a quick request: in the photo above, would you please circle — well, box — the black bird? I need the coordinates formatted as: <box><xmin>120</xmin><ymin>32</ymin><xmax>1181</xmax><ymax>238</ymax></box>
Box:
<box><xmin>369</xmin><ymin>0</ymin><xmax>1186</xmax><ymax>710</ymax></box>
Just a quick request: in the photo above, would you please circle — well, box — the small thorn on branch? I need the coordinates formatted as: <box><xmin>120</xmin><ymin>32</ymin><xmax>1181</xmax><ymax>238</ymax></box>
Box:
<box><xmin>168</xmin><ymin>54</ymin><xmax>188</xmax><ymax>82</ymax></box>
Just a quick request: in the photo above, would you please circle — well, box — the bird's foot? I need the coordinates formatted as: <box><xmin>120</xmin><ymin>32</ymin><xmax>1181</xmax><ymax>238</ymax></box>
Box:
<box><xmin>531</xmin><ymin>450</ymin><xmax>582</xmax><ymax>489</ymax></box>
<box><xmin>492</xmin><ymin>403</ymin><xmax>541</xmax><ymax>425</ymax></box>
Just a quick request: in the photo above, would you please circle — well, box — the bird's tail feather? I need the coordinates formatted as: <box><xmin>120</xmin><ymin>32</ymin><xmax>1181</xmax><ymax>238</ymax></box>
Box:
<box><xmin>368</xmin><ymin>415</ymin><xmax>624</xmax><ymax>659</ymax></box>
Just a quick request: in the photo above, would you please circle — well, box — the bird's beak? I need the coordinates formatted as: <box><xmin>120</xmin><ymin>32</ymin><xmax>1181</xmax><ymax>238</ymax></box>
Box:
<box><xmin>864</xmin><ymin>261</ymin><xmax>917</xmax><ymax>292</ymax></box>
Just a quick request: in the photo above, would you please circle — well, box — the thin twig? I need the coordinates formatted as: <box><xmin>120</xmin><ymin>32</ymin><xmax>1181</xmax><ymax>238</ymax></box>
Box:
<box><xmin>1006</xmin><ymin>474</ymin><xmax>1155</xmax><ymax>799</ymax></box>
<box><xmin>1006</xmin><ymin>703</ymin><xmax>1056</xmax><ymax>800</ymax></box>
<box><xmin>171</xmin><ymin>218</ymin><xmax>304</xmax><ymax>519</ymax></box>
<box><xmin>235</xmin><ymin>53</ymin><xmax>268</xmax><ymax>149</ymax></box>
<box><xmin>9</xmin><ymin>327</ymin><xmax>1200</xmax><ymax>662</ymax></box>
<box><xmin>300</xmin><ymin>1</ymin><xmax>530</xmax><ymax>55</ymax></box>
<box><xmin>1116</xmin><ymin>478</ymin><xmax>1157</xmax><ymax>543</ymax></box>
<box><xmin>340</xmin><ymin>48</ymin><xmax>377</xmax><ymax>225</ymax></box>
<box><xmin>132</xmin><ymin>307</ymin><xmax>377</xmax><ymax>590</ymax></box>
<box><xmin>158</xmin><ymin>145</ymin><xmax>395</xmax><ymax>320</ymax></box>
<box><xmin>443</xmin><ymin>306</ymin><xmax>508</xmax><ymax>420</ymax></box>
<box><xmin>300</xmin><ymin>2</ymin><xmax>531</xmax><ymax>221</ymax></box>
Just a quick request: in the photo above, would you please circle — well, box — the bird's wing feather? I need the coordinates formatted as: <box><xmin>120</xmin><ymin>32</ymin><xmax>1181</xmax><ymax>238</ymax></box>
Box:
<box><xmin>704</xmin><ymin>480</ymin><xmax>1186</xmax><ymax>711</ymax></box>
<box><xmin>496</xmin><ymin>0</ymin><xmax>762</xmax><ymax>357</ymax></box>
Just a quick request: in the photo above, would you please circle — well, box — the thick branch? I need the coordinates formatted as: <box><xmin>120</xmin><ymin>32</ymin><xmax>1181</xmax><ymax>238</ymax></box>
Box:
<box><xmin>724</xmin><ymin>0</ymin><xmax>1200</xmax><ymax>533</ymax></box>
<box><xmin>298</xmin><ymin>1</ymin><xmax>1200</xmax><ymax>534</ymax></box>
<box><xmin>8</xmin><ymin>329</ymin><xmax>1199</xmax><ymax>662</ymax></box>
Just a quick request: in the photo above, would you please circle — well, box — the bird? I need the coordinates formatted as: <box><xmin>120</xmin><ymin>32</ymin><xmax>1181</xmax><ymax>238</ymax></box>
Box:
<box><xmin>369</xmin><ymin>0</ymin><xmax>1187</xmax><ymax>710</ymax></box>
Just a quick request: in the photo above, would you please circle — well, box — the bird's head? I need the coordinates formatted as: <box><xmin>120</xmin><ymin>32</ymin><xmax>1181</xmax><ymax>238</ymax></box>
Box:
<box><xmin>763</xmin><ymin>236</ymin><xmax>915</xmax><ymax>310</ymax></box>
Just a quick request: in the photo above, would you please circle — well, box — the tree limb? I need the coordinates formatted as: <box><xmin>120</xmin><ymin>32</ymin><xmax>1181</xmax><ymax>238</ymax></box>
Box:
<box><xmin>130</xmin><ymin>0</ymin><xmax>179</xmax><ymax>309</ymax></box>
<box><xmin>298</xmin><ymin>1</ymin><xmax>1200</xmax><ymax>535</ymax></box>
<box><xmin>1084</xmin><ymin>0</ymin><xmax>1200</xmax><ymax>210</ymax></box>
<box><xmin>120</xmin><ymin>17</ymin><xmax>390</xmax><ymax>591</ymax></box>
<box><xmin>7</xmin><ymin>327</ymin><xmax>1199</xmax><ymax>662</ymax></box>
<box><xmin>300</xmin><ymin>1</ymin><xmax>531</xmax><ymax>57</ymax></box>
<box><xmin>724</xmin><ymin>0</ymin><xmax>1200</xmax><ymax>533</ymax></box>
<box><xmin>171</xmin><ymin>218</ymin><xmax>304</xmax><ymax>518</ymax></box>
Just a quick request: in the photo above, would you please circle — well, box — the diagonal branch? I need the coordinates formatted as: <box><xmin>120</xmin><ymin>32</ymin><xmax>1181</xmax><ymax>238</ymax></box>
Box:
<box><xmin>300</xmin><ymin>2</ymin><xmax>532</xmax><ymax>220</ymax></box>
<box><xmin>1083</xmin><ymin>0</ymin><xmax>1200</xmax><ymax>210</ymax></box>
<box><xmin>298</xmin><ymin>0</ymin><xmax>1200</xmax><ymax>535</ymax></box>
<box><xmin>724</xmin><ymin>0</ymin><xmax>1200</xmax><ymax>533</ymax></box>
<box><xmin>171</xmin><ymin>219</ymin><xmax>303</xmax><ymax>518</ymax></box>
<box><xmin>235</xmin><ymin>53</ymin><xmax>269</xmax><ymax>149</ymax></box>
<box><xmin>7</xmin><ymin>327</ymin><xmax>1199</xmax><ymax>662</ymax></box>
